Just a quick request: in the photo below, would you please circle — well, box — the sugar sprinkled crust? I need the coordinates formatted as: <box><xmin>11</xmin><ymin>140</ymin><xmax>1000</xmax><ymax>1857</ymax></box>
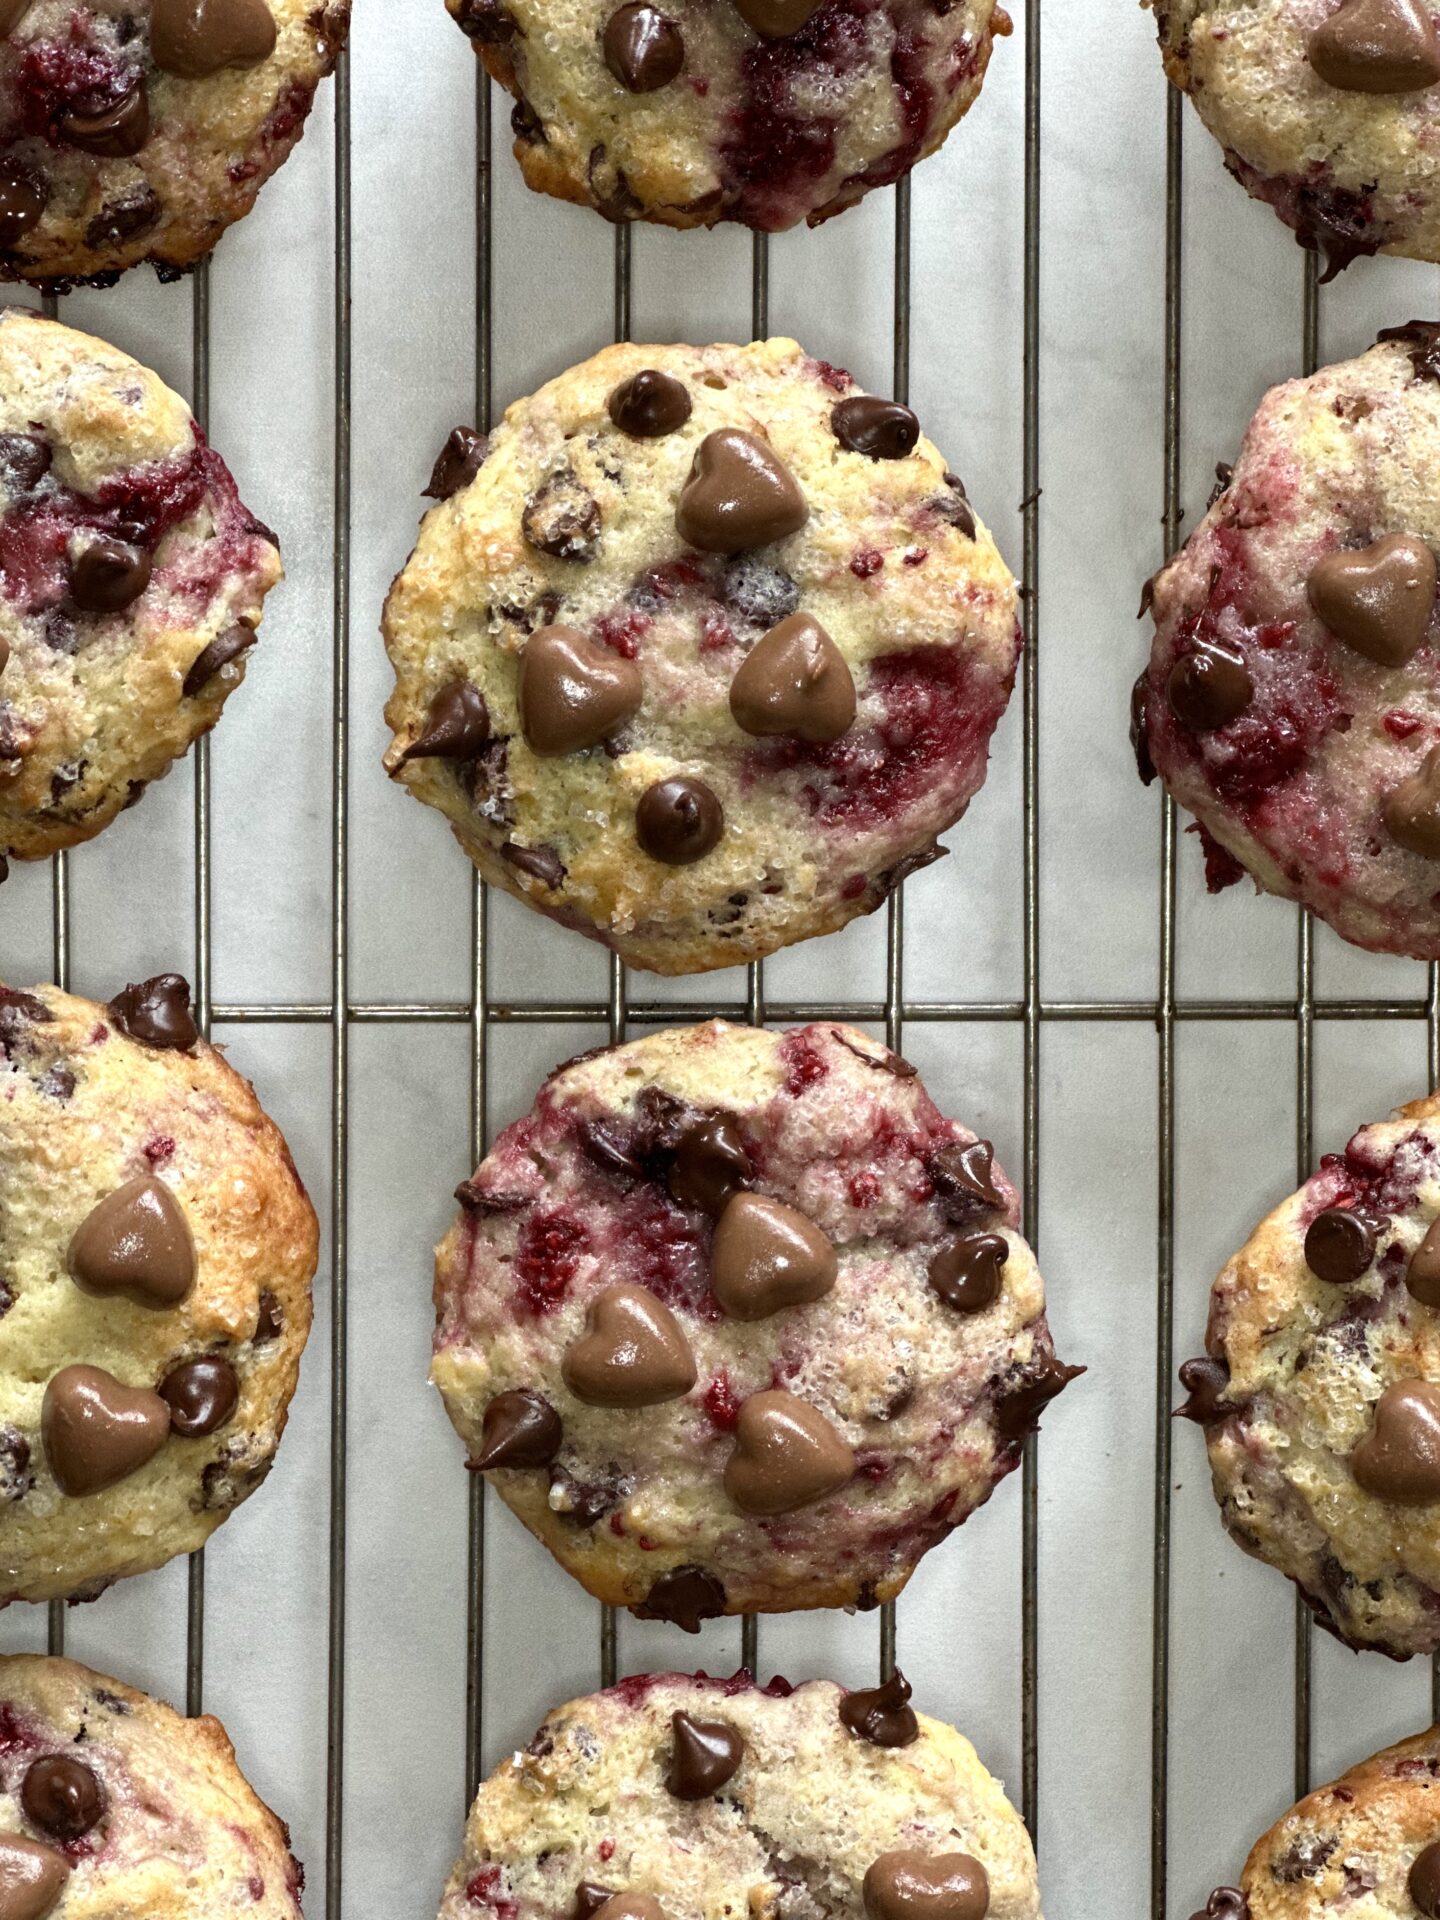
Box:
<box><xmin>432</xmin><ymin>1020</ymin><xmax>1077</xmax><ymax>1623</ymax></box>
<box><xmin>383</xmin><ymin>338</ymin><xmax>1019</xmax><ymax>977</ymax></box>
<box><xmin>447</xmin><ymin>0</ymin><xmax>1005</xmax><ymax>233</ymax></box>
<box><xmin>1136</xmin><ymin>327</ymin><xmax>1440</xmax><ymax>959</ymax></box>
<box><xmin>0</xmin><ymin>1653</ymin><xmax>304</xmax><ymax>1917</ymax></box>
<box><xmin>0</xmin><ymin>976</ymin><xmax>317</xmax><ymax>1608</ymax></box>
<box><xmin>0</xmin><ymin>308</ymin><xmax>282</xmax><ymax>874</ymax></box>
<box><xmin>1149</xmin><ymin>0</ymin><xmax>1440</xmax><ymax>275</ymax></box>
<box><xmin>439</xmin><ymin>1672</ymin><xmax>1041</xmax><ymax>1920</ymax></box>
<box><xmin>0</xmin><ymin>1</ymin><xmax>349</xmax><ymax>288</ymax></box>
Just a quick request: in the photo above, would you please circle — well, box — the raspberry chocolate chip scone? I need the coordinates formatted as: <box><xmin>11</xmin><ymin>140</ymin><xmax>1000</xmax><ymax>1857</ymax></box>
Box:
<box><xmin>0</xmin><ymin>308</ymin><xmax>282</xmax><ymax>879</ymax></box>
<box><xmin>383</xmin><ymin>339</ymin><xmax>1020</xmax><ymax>977</ymax></box>
<box><xmin>1189</xmin><ymin>1723</ymin><xmax>1440</xmax><ymax>1919</ymax></box>
<box><xmin>0</xmin><ymin>973</ymin><xmax>317</xmax><ymax>1608</ymax></box>
<box><xmin>1133</xmin><ymin>323</ymin><xmax>1440</xmax><ymax>959</ymax></box>
<box><xmin>1177</xmin><ymin>1086</ymin><xmax>1440</xmax><ymax>1659</ymax></box>
<box><xmin>0</xmin><ymin>1</ymin><xmax>349</xmax><ymax>289</ymax></box>
<box><xmin>437</xmin><ymin>1671</ymin><xmax>1041</xmax><ymax>1920</ymax></box>
<box><xmin>445</xmin><ymin>0</ymin><xmax>1008</xmax><ymax>233</ymax></box>
<box><xmin>1150</xmin><ymin>0</ymin><xmax>1440</xmax><ymax>277</ymax></box>
<box><xmin>432</xmin><ymin>1020</ymin><xmax>1078</xmax><ymax>1626</ymax></box>
<box><xmin>0</xmin><ymin>1653</ymin><xmax>304</xmax><ymax>1918</ymax></box>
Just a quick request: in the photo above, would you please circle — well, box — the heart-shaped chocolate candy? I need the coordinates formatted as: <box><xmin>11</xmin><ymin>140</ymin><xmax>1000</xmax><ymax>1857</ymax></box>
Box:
<box><xmin>42</xmin><ymin>1364</ymin><xmax>171</xmax><ymax>1496</ymax></box>
<box><xmin>729</xmin><ymin>614</ymin><xmax>856</xmax><ymax>742</ymax></box>
<box><xmin>563</xmin><ymin>1285</ymin><xmax>696</xmax><ymax>1408</ymax></box>
<box><xmin>0</xmin><ymin>1834</ymin><xmax>69</xmax><ymax>1920</ymax></box>
<box><xmin>151</xmin><ymin>0</ymin><xmax>278</xmax><ymax>77</ymax></box>
<box><xmin>1308</xmin><ymin>0</ymin><xmax>1440</xmax><ymax>92</ymax></box>
<box><xmin>1384</xmin><ymin>744</ymin><xmax>1440</xmax><ymax>856</ymax></box>
<box><xmin>723</xmin><ymin>1390</ymin><xmax>855</xmax><ymax>1514</ymax></box>
<box><xmin>1409</xmin><ymin>1218</ymin><xmax>1440</xmax><ymax>1306</ymax></box>
<box><xmin>676</xmin><ymin>429</ymin><xmax>808</xmax><ymax>554</ymax></box>
<box><xmin>520</xmin><ymin>624</ymin><xmax>642</xmax><ymax>755</ymax></box>
<box><xmin>734</xmin><ymin>0</ymin><xmax>823</xmax><ymax>35</ymax></box>
<box><xmin>862</xmin><ymin>1852</ymin><xmax>990</xmax><ymax>1920</ymax></box>
<box><xmin>711</xmin><ymin>1193</ymin><xmax>837</xmax><ymax>1320</ymax></box>
<box><xmin>1352</xmin><ymin>1379</ymin><xmax>1440</xmax><ymax>1502</ymax></box>
<box><xmin>1307</xmin><ymin>533</ymin><xmax>1437</xmax><ymax>665</ymax></box>
<box><xmin>68</xmin><ymin>1174</ymin><xmax>195</xmax><ymax>1309</ymax></box>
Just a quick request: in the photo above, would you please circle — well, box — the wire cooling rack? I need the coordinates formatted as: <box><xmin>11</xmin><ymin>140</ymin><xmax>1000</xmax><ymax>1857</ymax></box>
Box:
<box><xmin>10</xmin><ymin>6</ymin><xmax>1440</xmax><ymax>1917</ymax></box>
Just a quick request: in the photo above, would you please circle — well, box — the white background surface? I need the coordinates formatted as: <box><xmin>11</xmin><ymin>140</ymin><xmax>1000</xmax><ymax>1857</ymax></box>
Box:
<box><xmin>4</xmin><ymin>2</ymin><xmax>1440</xmax><ymax>1914</ymax></box>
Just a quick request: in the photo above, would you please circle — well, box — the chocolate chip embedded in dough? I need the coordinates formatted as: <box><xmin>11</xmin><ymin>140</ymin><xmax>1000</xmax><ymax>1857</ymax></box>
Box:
<box><xmin>183</xmin><ymin>622</ymin><xmax>256</xmax><ymax>697</ymax></box>
<box><xmin>20</xmin><ymin>1755</ymin><xmax>104</xmax><ymax>1842</ymax></box>
<box><xmin>734</xmin><ymin>0</ymin><xmax>823</xmax><ymax>35</ymax></box>
<box><xmin>1304</xmin><ymin>1206</ymin><xmax>1378</xmax><ymax>1284</ymax></box>
<box><xmin>669</xmin><ymin>1113</ymin><xmax>752</xmax><ymax>1217</ymax></box>
<box><xmin>636</xmin><ymin>776</ymin><xmax>724</xmax><ymax>864</ymax></box>
<box><xmin>424</xmin><ymin>426</ymin><xmax>488</xmax><ymax>500</ymax></box>
<box><xmin>470</xmin><ymin>1388</ymin><xmax>563</xmax><ymax>1470</ymax></box>
<box><xmin>927</xmin><ymin>1232</ymin><xmax>1007</xmax><ymax>1313</ymax></box>
<box><xmin>1166</xmin><ymin>640</ymin><xmax>1252</xmax><ymax>730</ymax></box>
<box><xmin>604</xmin><ymin>6</ymin><xmax>685</xmax><ymax>91</ymax></box>
<box><xmin>1410</xmin><ymin>1843</ymin><xmax>1440</xmax><ymax>1918</ymax></box>
<box><xmin>158</xmin><ymin>1355</ymin><xmax>239</xmax><ymax>1438</ymax></box>
<box><xmin>400</xmin><ymin>680</ymin><xmax>491</xmax><ymax>762</ymax></box>
<box><xmin>607</xmin><ymin>368</ymin><xmax>692</xmax><ymax>437</ymax></box>
<box><xmin>61</xmin><ymin>84</ymin><xmax>150</xmax><ymax>157</ymax></box>
<box><xmin>70</xmin><ymin>535</ymin><xmax>151</xmax><ymax>614</ymax></box>
<box><xmin>832</xmin><ymin>396</ymin><xmax>920</xmax><ymax>460</ymax></box>
<box><xmin>664</xmin><ymin>1711</ymin><xmax>744</xmax><ymax>1799</ymax></box>
<box><xmin>633</xmin><ymin>1564</ymin><xmax>725</xmax><ymax>1631</ymax></box>
<box><xmin>1408</xmin><ymin>1218</ymin><xmax>1440</xmax><ymax>1306</ymax></box>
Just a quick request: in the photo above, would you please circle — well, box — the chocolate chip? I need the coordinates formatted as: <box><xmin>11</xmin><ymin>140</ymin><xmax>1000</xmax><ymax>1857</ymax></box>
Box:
<box><xmin>1304</xmin><ymin>1206</ymin><xmax>1378</xmax><ymax>1283</ymax></box>
<box><xmin>838</xmin><ymin>1670</ymin><xmax>919</xmax><ymax>1748</ymax></box>
<box><xmin>563</xmin><ymin>1284</ymin><xmax>697</xmax><ymax>1407</ymax></box>
<box><xmin>1411</xmin><ymin>1843</ymin><xmax>1440</xmax><ymax>1917</ymax></box>
<box><xmin>1384</xmin><ymin>744</ymin><xmax>1440</xmax><ymax>856</ymax></box>
<box><xmin>0</xmin><ymin>158</ymin><xmax>46</xmax><ymax>248</ymax></box>
<box><xmin>0</xmin><ymin>1427</ymin><xmax>33</xmax><ymax>1503</ymax></box>
<box><xmin>722</xmin><ymin>555</ymin><xmax>799</xmax><ymax>627</ymax></box>
<box><xmin>454</xmin><ymin>0</ymin><xmax>517</xmax><ymax>39</ymax></box>
<box><xmin>994</xmin><ymin>1352</ymin><xmax>1084</xmax><ymax>1445</ymax></box>
<box><xmin>665</xmin><ymin>1711</ymin><xmax>744</xmax><ymax>1798</ymax></box>
<box><xmin>669</xmin><ymin>1114</ymin><xmax>752</xmax><ymax>1217</ymax></box>
<box><xmin>424</xmin><ymin>426</ymin><xmax>488</xmax><ymax>500</ymax></box>
<box><xmin>862</xmin><ymin>1853</ymin><xmax>989</xmax><ymax>1920</ymax></box>
<box><xmin>1167</xmin><ymin>641</ymin><xmax>1252</xmax><ymax>730</ymax></box>
<box><xmin>1351</xmin><ymin>1379</ymin><xmax>1440</xmax><ymax>1501</ymax></box>
<box><xmin>573</xmin><ymin>1887</ymin><xmax>615</xmax><ymax>1920</ymax></box>
<box><xmin>84</xmin><ymin>181</ymin><xmax>161</xmax><ymax>248</ymax></box>
<box><xmin>1208</xmin><ymin>463</ymin><xmax>1235</xmax><ymax>508</ymax></box>
<box><xmin>636</xmin><ymin>776</ymin><xmax>724</xmax><ymax>863</ymax></box>
<box><xmin>1379</xmin><ymin>319</ymin><xmax>1440</xmax><ymax>381</ymax></box>
<box><xmin>20</xmin><ymin>1757</ymin><xmax>103</xmax><ymax>1842</ymax></box>
<box><xmin>603</xmin><ymin>5</ymin><xmax>684</xmax><ymax>91</ymax></box>
<box><xmin>400</xmin><ymin>680</ymin><xmax>491</xmax><ymax>761</ymax></box>
<box><xmin>711</xmin><ymin>1193</ymin><xmax>837</xmax><ymax>1320</ymax></box>
<box><xmin>1188</xmin><ymin>1891</ymin><xmax>1247</xmax><ymax>1920</ymax></box>
<box><xmin>501</xmin><ymin>840</ymin><xmax>566</xmax><ymax>889</ymax></box>
<box><xmin>832</xmin><ymin>397</ymin><xmax>920</xmax><ymax>460</ymax></box>
<box><xmin>831</xmin><ymin>1031</ymin><xmax>918</xmax><ymax>1078</ymax></box>
<box><xmin>1130</xmin><ymin>671</ymin><xmax>1157</xmax><ymax>785</ymax></box>
<box><xmin>519</xmin><ymin>624</ymin><xmax>642</xmax><ymax>755</ymax></box>
<box><xmin>928</xmin><ymin>1232</ymin><xmax>1007</xmax><ymax>1313</ymax></box>
<box><xmin>634</xmin><ymin>1564</ymin><xmax>726</xmax><ymax>1631</ymax></box>
<box><xmin>68</xmin><ymin>1176</ymin><xmax>195</xmax><ymax>1309</ymax></box>
<box><xmin>1307</xmin><ymin>533</ymin><xmax>1436</xmax><ymax>665</ymax></box>
<box><xmin>577</xmin><ymin>1117</ymin><xmax>643</xmax><ymax>1179</ymax></box>
<box><xmin>1174</xmin><ymin>1356</ymin><xmax>1231</xmax><ymax>1424</ymax></box>
<box><xmin>0</xmin><ymin>431</ymin><xmax>50</xmax><ymax>494</ymax></box>
<box><xmin>0</xmin><ymin>1832</ymin><xmax>68</xmax><ymax>1918</ymax></box>
<box><xmin>1408</xmin><ymin>1219</ymin><xmax>1440</xmax><ymax>1306</ymax></box>
<box><xmin>734</xmin><ymin>0</ymin><xmax>823</xmax><ymax>34</ymax></box>
<box><xmin>1308</xmin><ymin>0</ymin><xmax>1440</xmax><ymax>93</ymax></box>
<box><xmin>183</xmin><ymin>622</ymin><xmax>255</xmax><ymax>696</ymax></box>
<box><xmin>108</xmin><ymin>973</ymin><xmax>197</xmax><ymax>1051</ymax></box>
<box><xmin>607</xmin><ymin>367</ymin><xmax>692</xmax><ymax>438</ymax></box>
<box><xmin>928</xmin><ymin>1138</ymin><xmax>1004</xmax><ymax>1216</ymax></box>
<box><xmin>724</xmin><ymin>1390</ymin><xmax>855</xmax><ymax>1515</ymax></box>
<box><xmin>61</xmin><ymin>84</ymin><xmax>151</xmax><ymax>157</ymax></box>
<box><xmin>729</xmin><ymin>613</ymin><xmax>856</xmax><ymax>743</ymax></box>
<box><xmin>151</xmin><ymin>0</ymin><xmax>278</xmax><ymax>77</ymax></box>
<box><xmin>471</xmin><ymin>1388</ymin><xmax>563</xmax><ymax>1469</ymax></box>
<box><xmin>676</xmin><ymin>430</ymin><xmax>808</xmax><ymax>554</ymax></box>
<box><xmin>158</xmin><ymin>1355</ymin><xmax>239</xmax><ymax>1438</ymax></box>
<box><xmin>254</xmin><ymin>1290</ymin><xmax>282</xmax><ymax>1342</ymax></box>
<box><xmin>523</xmin><ymin>471</ymin><xmax>602</xmax><ymax>562</ymax></box>
<box><xmin>69</xmin><ymin>535</ymin><xmax>151</xmax><ymax>614</ymax></box>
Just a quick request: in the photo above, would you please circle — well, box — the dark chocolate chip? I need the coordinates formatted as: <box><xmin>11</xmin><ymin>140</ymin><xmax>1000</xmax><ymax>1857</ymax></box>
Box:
<box><xmin>603</xmin><ymin>5</ymin><xmax>684</xmax><ymax>91</ymax></box>
<box><xmin>1411</xmin><ymin>1843</ymin><xmax>1440</xmax><ymax>1918</ymax></box>
<box><xmin>253</xmin><ymin>1291</ymin><xmax>283</xmax><ymax>1343</ymax></box>
<box><xmin>633</xmin><ymin>1564</ymin><xmax>725</xmax><ymax>1632</ymax></box>
<box><xmin>636</xmin><ymin>776</ymin><xmax>724</xmax><ymax>864</ymax></box>
<box><xmin>61</xmin><ymin>84</ymin><xmax>151</xmax><ymax>157</ymax></box>
<box><xmin>0</xmin><ymin>431</ymin><xmax>49</xmax><ymax>494</ymax></box>
<box><xmin>832</xmin><ymin>396</ymin><xmax>920</xmax><ymax>460</ymax></box>
<box><xmin>425</xmin><ymin>426</ymin><xmax>488</xmax><ymax>500</ymax></box>
<box><xmin>1130</xmin><ymin>671</ymin><xmax>1156</xmax><ymax>785</ymax></box>
<box><xmin>84</xmin><ymin>181</ymin><xmax>161</xmax><ymax>248</ymax></box>
<box><xmin>573</xmin><ymin>1887</ymin><xmax>615</xmax><ymax>1920</ymax></box>
<box><xmin>1304</xmin><ymin>1207</ymin><xmax>1377</xmax><ymax>1284</ymax></box>
<box><xmin>21</xmin><ymin>1756</ymin><xmax>104</xmax><ymax>1842</ymax></box>
<box><xmin>108</xmin><ymin>974</ymin><xmax>197</xmax><ymax>1051</ymax></box>
<box><xmin>994</xmin><ymin>1353</ymin><xmax>1084</xmax><ymax>1445</ymax></box>
<box><xmin>183</xmin><ymin>622</ymin><xmax>255</xmax><ymax>697</ymax></box>
<box><xmin>70</xmin><ymin>536</ymin><xmax>151</xmax><ymax>614</ymax></box>
<box><xmin>668</xmin><ymin>1114</ymin><xmax>752</xmax><ymax>1217</ymax></box>
<box><xmin>1174</xmin><ymin>1356</ymin><xmax>1231</xmax><ymax>1424</ymax></box>
<box><xmin>400</xmin><ymin>680</ymin><xmax>491</xmax><ymax>761</ymax></box>
<box><xmin>831</xmin><ymin>1031</ymin><xmax>918</xmax><ymax>1078</ymax></box>
<box><xmin>454</xmin><ymin>0</ymin><xmax>517</xmax><ymax>39</ymax></box>
<box><xmin>0</xmin><ymin>158</ymin><xmax>45</xmax><ymax>247</ymax></box>
<box><xmin>928</xmin><ymin>1138</ymin><xmax>1004</xmax><ymax>1215</ymax></box>
<box><xmin>927</xmin><ymin>1233</ymin><xmax>1007</xmax><ymax>1313</ymax></box>
<box><xmin>471</xmin><ymin>1389</ymin><xmax>563</xmax><ymax>1470</ymax></box>
<box><xmin>158</xmin><ymin>1356</ymin><xmax>239</xmax><ymax>1438</ymax></box>
<box><xmin>501</xmin><ymin>840</ymin><xmax>566</xmax><ymax>889</ymax></box>
<box><xmin>1379</xmin><ymin>319</ymin><xmax>1440</xmax><ymax>382</ymax></box>
<box><xmin>607</xmin><ymin>368</ymin><xmax>692</xmax><ymax>438</ymax></box>
<box><xmin>523</xmin><ymin>472</ymin><xmax>602</xmax><ymax>562</ymax></box>
<box><xmin>838</xmin><ymin>1670</ymin><xmax>919</xmax><ymax>1748</ymax></box>
<box><xmin>665</xmin><ymin>1711</ymin><xmax>744</xmax><ymax>1799</ymax></box>
<box><xmin>1187</xmin><ymin>1894</ymin><xmax>1247</xmax><ymax>1920</ymax></box>
<box><xmin>1167</xmin><ymin>641</ymin><xmax>1253</xmax><ymax>730</ymax></box>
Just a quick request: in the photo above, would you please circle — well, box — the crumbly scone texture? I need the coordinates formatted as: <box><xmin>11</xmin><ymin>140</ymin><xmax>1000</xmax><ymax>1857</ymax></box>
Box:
<box><xmin>0</xmin><ymin>1653</ymin><xmax>304</xmax><ymax>1916</ymax></box>
<box><xmin>450</xmin><ymin>0</ymin><xmax>1003</xmax><ymax>233</ymax></box>
<box><xmin>383</xmin><ymin>338</ymin><xmax>1020</xmax><ymax>978</ymax></box>
<box><xmin>1136</xmin><ymin>331</ymin><xmax>1440</xmax><ymax>959</ymax></box>
<box><xmin>432</xmin><ymin>1020</ymin><xmax>1073</xmax><ymax>1620</ymax></box>
<box><xmin>438</xmin><ymin>1674</ymin><xmax>1041</xmax><ymax>1920</ymax></box>
<box><xmin>1238</xmin><ymin>1722</ymin><xmax>1440</xmax><ymax>1915</ymax></box>
<box><xmin>1191</xmin><ymin>1089</ymin><xmax>1440</xmax><ymax>1658</ymax></box>
<box><xmin>0</xmin><ymin>307</ymin><xmax>282</xmax><ymax>868</ymax></box>
<box><xmin>0</xmin><ymin>2</ymin><xmax>349</xmax><ymax>287</ymax></box>
<box><xmin>1149</xmin><ymin>1</ymin><xmax>1440</xmax><ymax>271</ymax></box>
<box><xmin>0</xmin><ymin>979</ymin><xmax>317</xmax><ymax>1607</ymax></box>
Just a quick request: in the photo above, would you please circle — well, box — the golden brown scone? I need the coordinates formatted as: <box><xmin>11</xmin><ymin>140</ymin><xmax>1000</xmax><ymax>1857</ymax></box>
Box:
<box><xmin>0</xmin><ymin>308</ymin><xmax>283</xmax><ymax>876</ymax></box>
<box><xmin>383</xmin><ymin>339</ymin><xmax>1019</xmax><ymax>977</ymax></box>
<box><xmin>446</xmin><ymin>0</ymin><xmax>1005</xmax><ymax>232</ymax></box>
<box><xmin>1178</xmin><ymin>1087</ymin><xmax>1440</xmax><ymax>1658</ymax></box>
<box><xmin>432</xmin><ymin>1020</ymin><xmax>1077</xmax><ymax>1626</ymax></box>
<box><xmin>0</xmin><ymin>1653</ymin><xmax>303</xmax><ymax>1917</ymax></box>
<box><xmin>438</xmin><ymin>1672</ymin><xmax>1040</xmax><ymax>1920</ymax></box>
<box><xmin>0</xmin><ymin>2</ymin><xmax>349</xmax><ymax>288</ymax></box>
<box><xmin>0</xmin><ymin>974</ymin><xmax>317</xmax><ymax>1608</ymax></box>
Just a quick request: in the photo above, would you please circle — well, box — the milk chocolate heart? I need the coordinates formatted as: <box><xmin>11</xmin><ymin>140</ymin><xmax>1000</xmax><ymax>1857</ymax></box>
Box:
<box><xmin>1409</xmin><ymin>1218</ymin><xmax>1440</xmax><ymax>1305</ymax></box>
<box><xmin>723</xmin><ymin>1390</ymin><xmax>855</xmax><ymax>1514</ymax></box>
<box><xmin>0</xmin><ymin>1834</ymin><xmax>68</xmax><ymax>1920</ymax></box>
<box><xmin>1412</xmin><ymin>1841</ymin><xmax>1440</xmax><ymax>1917</ymax></box>
<box><xmin>711</xmin><ymin>1193</ymin><xmax>837</xmax><ymax>1320</ymax></box>
<box><xmin>520</xmin><ymin>624</ymin><xmax>643</xmax><ymax>755</ymax></box>
<box><xmin>1352</xmin><ymin>1379</ymin><xmax>1440</xmax><ymax>1502</ymax></box>
<box><xmin>1308</xmin><ymin>0</ymin><xmax>1440</xmax><ymax>92</ymax></box>
<box><xmin>676</xmin><ymin>430</ymin><xmax>808</xmax><ymax>554</ymax></box>
<box><xmin>67</xmin><ymin>1174</ymin><xmax>195</xmax><ymax>1309</ymax></box>
<box><xmin>1384</xmin><ymin>744</ymin><xmax>1440</xmax><ymax>855</ymax></box>
<box><xmin>562</xmin><ymin>1285</ymin><xmax>696</xmax><ymax>1408</ymax></box>
<box><xmin>0</xmin><ymin>1</ymin><xmax>33</xmax><ymax>35</ymax></box>
<box><xmin>729</xmin><ymin>614</ymin><xmax>856</xmax><ymax>742</ymax></box>
<box><xmin>862</xmin><ymin>1852</ymin><xmax>990</xmax><ymax>1920</ymax></box>
<box><xmin>1307</xmin><ymin>533</ymin><xmax>1437</xmax><ymax>665</ymax></box>
<box><xmin>42</xmin><ymin>1364</ymin><xmax>171</xmax><ymax>1496</ymax></box>
<box><xmin>735</xmin><ymin>0</ymin><xmax>823</xmax><ymax>35</ymax></box>
<box><xmin>151</xmin><ymin>0</ymin><xmax>278</xmax><ymax>77</ymax></box>
<box><xmin>664</xmin><ymin>1711</ymin><xmax>744</xmax><ymax>1798</ymax></box>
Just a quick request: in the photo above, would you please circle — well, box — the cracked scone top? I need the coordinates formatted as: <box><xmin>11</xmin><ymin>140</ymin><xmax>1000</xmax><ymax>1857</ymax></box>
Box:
<box><xmin>0</xmin><ymin>308</ymin><xmax>282</xmax><ymax>877</ymax></box>
<box><xmin>1134</xmin><ymin>324</ymin><xmax>1440</xmax><ymax>959</ymax></box>
<box><xmin>445</xmin><ymin>0</ymin><xmax>1007</xmax><ymax>233</ymax></box>
<box><xmin>1178</xmin><ymin>1087</ymin><xmax>1440</xmax><ymax>1659</ymax></box>
<box><xmin>1191</xmin><ymin>1723</ymin><xmax>1440</xmax><ymax>1918</ymax></box>
<box><xmin>0</xmin><ymin>974</ymin><xmax>317</xmax><ymax>1608</ymax></box>
<box><xmin>383</xmin><ymin>339</ymin><xmax>1019</xmax><ymax>977</ymax></box>
<box><xmin>0</xmin><ymin>1653</ymin><xmax>303</xmax><ymax>1918</ymax></box>
<box><xmin>1150</xmin><ymin>0</ymin><xmax>1440</xmax><ymax>275</ymax></box>
<box><xmin>438</xmin><ymin>1671</ymin><xmax>1040</xmax><ymax>1920</ymax></box>
<box><xmin>432</xmin><ymin>1020</ymin><xmax>1077</xmax><ymax>1625</ymax></box>
<box><xmin>0</xmin><ymin>1</ymin><xmax>349</xmax><ymax>287</ymax></box>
